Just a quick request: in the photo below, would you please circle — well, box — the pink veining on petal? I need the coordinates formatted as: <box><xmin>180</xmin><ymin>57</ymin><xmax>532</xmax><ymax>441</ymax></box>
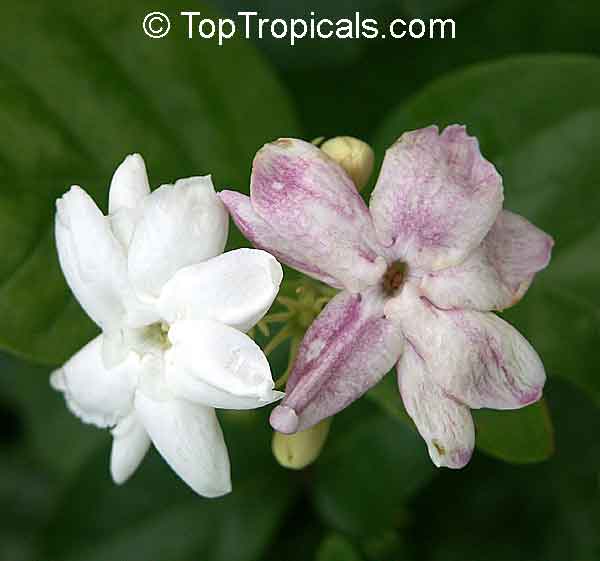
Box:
<box><xmin>271</xmin><ymin>288</ymin><xmax>404</xmax><ymax>433</ymax></box>
<box><xmin>369</xmin><ymin>125</ymin><xmax>504</xmax><ymax>272</ymax></box>
<box><xmin>397</xmin><ymin>342</ymin><xmax>475</xmax><ymax>469</ymax></box>
<box><xmin>421</xmin><ymin>209</ymin><xmax>554</xmax><ymax>312</ymax></box>
<box><xmin>486</xmin><ymin>210</ymin><xmax>554</xmax><ymax>296</ymax></box>
<box><xmin>269</xmin><ymin>405</ymin><xmax>299</xmax><ymax>434</ymax></box>
<box><xmin>220</xmin><ymin>190</ymin><xmax>343</xmax><ymax>288</ymax></box>
<box><xmin>248</xmin><ymin>138</ymin><xmax>387</xmax><ymax>292</ymax></box>
<box><xmin>386</xmin><ymin>284</ymin><xmax>545</xmax><ymax>411</ymax></box>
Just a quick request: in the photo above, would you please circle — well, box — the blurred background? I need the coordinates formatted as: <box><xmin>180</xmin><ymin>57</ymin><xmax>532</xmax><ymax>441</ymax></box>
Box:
<box><xmin>1</xmin><ymin>0</ymin><xmax>599</xmax><ymax>559</ymax></box>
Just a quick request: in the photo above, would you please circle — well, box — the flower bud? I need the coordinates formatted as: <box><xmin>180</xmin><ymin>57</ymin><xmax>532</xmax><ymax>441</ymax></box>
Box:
<box><xmin>320</xmin><ymin>136</ymin><xmax>374</xmax><ymax>191</ymax></box>
<box><xmin>272</xmin><ymin>418</ymin><xmax>331</xmax><ymax>470</ymax></box>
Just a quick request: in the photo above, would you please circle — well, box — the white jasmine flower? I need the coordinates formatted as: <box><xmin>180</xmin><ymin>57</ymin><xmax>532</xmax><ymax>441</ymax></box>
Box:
<box><xmin>51</xmin><ymin>154</ymin><xmax>284</xmax><ymax>497</ymax></box>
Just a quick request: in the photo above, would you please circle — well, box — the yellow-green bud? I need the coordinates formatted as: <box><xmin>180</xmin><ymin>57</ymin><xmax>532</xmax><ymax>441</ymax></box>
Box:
<box><xmin>320</xmin><ymin>136</ymin><xmax>374</xmax><ymax>191</ymax></box>
<box><xmin>272</xmin><ymin>419</ymin><xmax>331</xmax><ymax>470</ymax></box>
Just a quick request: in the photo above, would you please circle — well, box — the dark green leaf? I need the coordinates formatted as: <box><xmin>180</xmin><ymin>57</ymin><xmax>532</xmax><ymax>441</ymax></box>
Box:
<box><xmin>42</xmin><ymin>410</ymin><xmax>298</xmax><ymax>561</ymax></box>
<box><xmin>372</xmin><ymin>55</ymin><xmax>600</xmax><ymax>406</ymax></box>
<box><xmin>0</xmin><ymin>0</ymin><xmax>299</xmax><ymax>365</ymax></box>
<box><xmin>312</xmin><ymin>400</ymin><xmax>436</xmax><ymax>537</ymax></box>
<box><xmin>365</xmin><ymin>372</ymin><xmax>411</xmax><ymax>424</ymax></box>
<box><xmin>473</xmin><ymin>400</ymin><xmax>554</xmax><ymax>463</ymax></box>
<box><xmin>0</xmin><ymin>355</ymin><xmax>107</xmax><ymax>478</ymax></box>
<box><xmin>316</xmin><ymin>534</ymin><xmax>363</xmax><ymax>561</ymax></box>
<box><xmin>368</xmin><ymin>372</ymin><xmax>555</xmax><ymax>464</ymax></box>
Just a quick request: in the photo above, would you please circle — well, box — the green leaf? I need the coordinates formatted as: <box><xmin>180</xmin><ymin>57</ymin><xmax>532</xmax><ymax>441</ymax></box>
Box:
<box><xmin>41</xmin><ymin>410</ymin><xmax>298</xmax><ymax>561</ymax></box>
<box><xmin>0</xmin><ymin>0</ymin><xmax>299</xmax><ymax>365</ymax></box>
<box><xmin>1</xmin><ymin>349</ymin><xmax>299</xmax><ymax>561</ymax></box>
<box><xmin>312</xmin><ymin>400</ymin><xmax>436</xmax><ymax>538</ymax></box>
<box><xmin>316</xmin><ymin>534</ymin><xmax>363</xmax><ymax>561</ymax></box>
<box><xmin>372</xmin><ymin>54</ymin><xmax>600</xmax><ymax>406</ymax></box>
<box><xmin>366</xmin><ymin>371</ymin><xmax>410</xmax><ymax>424</ymax></box>
<box><xmin>368</xmin><ymin>373</ymin><xmax>555</xmax><ymax>464</ymax></box>
<box><xmin>0</xmin><ymin>450</ymin><xmax>58</xmax><ymax>561</ymax></box>
<box><xmin>473</xmin><ymin>400</ymin><xmax>554</xmax><ymax>463</ymax></box>
<box><xmin>0</xmin><ymin>355</ymin><xmax>107</xmax><ymax>478</ymax></box>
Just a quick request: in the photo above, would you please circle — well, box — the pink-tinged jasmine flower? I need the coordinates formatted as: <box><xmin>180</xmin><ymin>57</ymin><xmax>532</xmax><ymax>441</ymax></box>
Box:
<box><xmin>221</xmin><ymin>126</ymin><xmax>553</xmax><ymax>469</ymax></box>
<box><xmin>51</xmin><ymin>154</ymin><xmax>284</xmax><ymax>496</ymax></box>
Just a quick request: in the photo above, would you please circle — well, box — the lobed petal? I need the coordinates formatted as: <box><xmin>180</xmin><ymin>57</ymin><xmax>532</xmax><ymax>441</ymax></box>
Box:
<box><xmin>108</xmin><ymin>154</ymin><xmax>150</xmax><ymax>214</ymax></box>
<box><xmin>235</xmin><ymin>138</ymin><xmax>387</xmax><ymax>293</ymax></box>
<box><xmin>398</xmin><ymin>345</ymin><xmax>474</xmax><ymax>469</ymax></box>
<box><xmin>127</xmin><ymin>176</ymin><xmax>228</xmax><ymax>299</ymax></box>
<box><xmin>50</xmin><ymin>335</ymin><xmax>140</xmax><ymax>428</ymax></box>
<box><xmin>421</xmin><ymin>210</ymin><xmax>554</xmax><ymax>311</ymax></box>
<box><xmin>134</xmin><ymin>393</ymin><xmax>231</xmax><ymax>497</ymax></box>
<box><xmin>110</xmin><ymin>411</ymin><xmax>151</xmax><ymax>484</ymax></box>
<box><xmin>220</xmin><ymin>191</ymin><xmax>342</xmax><ymax>288</ymax></box>
<box><xmin>370</xmin><ymin>125</ymin><xmax>503</xmax><ymax>271</ymax></box>
<box><xmin>165</xmin><ymin>320</ymin><xmax>282</xmax><ymax>409</ymax></box>
<box><xmin>270</xmin><ymin>288</ymin><xmax>405</xmax><ymax>434</ymax></box>
<box><xmin>386</xmin><ymin>284</ymin><xmax>546</xmax><ymax>410</ymax></box>
<box><xmin>158</xmin><ymin>248</ymin><xmax>283</xmax><ymax>332</ymax></box>
<box><xmin>55</xmin><ymin>186</ymin><xmax>130</xmax><ymax>329</ymax></box>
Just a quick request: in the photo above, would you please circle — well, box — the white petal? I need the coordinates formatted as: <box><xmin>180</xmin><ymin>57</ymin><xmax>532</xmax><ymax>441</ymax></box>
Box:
<box><xmin>108</xmin><ymin>154</ymin><xmax>150</xmax><ymax>214</ymax></box>
<box><xmin>102</xmin><ymin>329</ymin><xmax>129</xmax><ymax>369</ymax></box>
<box><xmin>420</xmin><ymin>210</ymin><xmax>554</xmax><ymax>311</ymax></box>
<box><xmin>386</xmin><ymin>284</ymin><xmax>546</xmax><ymax>410</ymax></box>
<box><xmin>158</xmin><ymin>248</ymin><xmax>283</xmax><ymax>332</ymax></box>
<box><xmin>110</xmin><ymin>411</ymin><xmax>151</xmax><ymax>484</ymax></box>
<box><xmin>370</xmin><ymin>126</ymin><xmax>503</xmax><ymax>271</ymax></box>
<box><xmin>165</xmin><ymin>320</ymin><xmax>281</xmax><ymax>409</ymax></box>
<box><xmin>398</xmin><ymin>345</ymin><xmax>474</xmax><ymax>469</ymax></box>
<box><xmin>127</xmin><ymin>176</ymin><xmax>228</xmax><ymax>298</ymax></box>
<box><xmin>110</xmin><ymin>206</ymin><xmax>142</xmax><ymax>251</ymax></box>
<box><xmin>55</xmin><ymin>186</ymin><xmax>130</xmax><ymax>329</ymax></box>
<box><xmin>50</xmin><ymin>335</ymin><xmax>141</xmax><ymax>428</ymax></box>
<box><xmin>135</xmin><ymin>394</ymin><xmax>231</xmax><ymax>497</ymax></box>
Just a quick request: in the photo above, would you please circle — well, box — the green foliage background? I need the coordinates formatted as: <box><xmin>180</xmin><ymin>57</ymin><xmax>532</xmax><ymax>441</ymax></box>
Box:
<box><xmin>0</xmin><ymin>1</ymin><xmax>598</xmax><ymax>560</ymax></box>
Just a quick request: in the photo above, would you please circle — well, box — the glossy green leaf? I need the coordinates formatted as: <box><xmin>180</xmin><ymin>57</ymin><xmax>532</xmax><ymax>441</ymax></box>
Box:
<box><xmin>0</xmin><ymin>355</ymin><xmax>107</xmax><ymax>478</ymax></box>
<box><xmin>372</xmin><ymin>55</ymin><xmax>600</xmax><ymax>406</ymax></box>
<box><xmin>41</xmin><ymin>410</ymin><xmax>297</xmax><ymax>561</ymax></box>
<box><xmin>312</xmin><ymin>400</ymin><xmax>436</xmax><ymax>538</ymax></box>
<box><xmin>473</xmin><ymin>400</ymin><xmax>554</xmax><ymax>463</ymax></box>
<box><xmin>316</xmin><ymin>534</ymin><xmax>363</xmax><ymax>561</ymax></box>
<box><xmin>407</xmin><ymin>379</ymin><xmax>600</xmax><ymax>561</ymax></box>
<box><xmin>367</xmin><ymin>373</ymin><xmax>555</xmax><ymax>464</ymax></box>
<box><xmin>0</xmin><ymin>0</ymin><xmax>298</xmax><ymax>366</ymax></box>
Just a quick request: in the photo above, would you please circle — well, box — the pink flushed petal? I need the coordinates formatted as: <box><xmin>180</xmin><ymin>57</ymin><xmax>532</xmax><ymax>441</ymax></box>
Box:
<box><xmin>421</xmin><ymin>210</ymin><xmax>554</xmax><ymax>311</ymax></box>
<box><xmin>248</xmin><ymin>138</ymin><xmax>387</xmax><ymax>293</ymax></box>
<box><xmin>220</xmin><ymin>191</ymin><xmax>343</xmax><ymax>288</ymax></box>
<box><xmin>270</xmin><ymin>288</ymin><xmax>405</xmax><ymax>433</ymax></box>
<box><xmin>398</xmin><ymin>344</ymin><xmax>474</xmax><ymax>469</ymax></box>
<box><xmin>385</xmin><ymin>284</ymin><xmax>546</xmax><ymax>410</ymax></box>
<box><xmin>370</xmin><ymin>125</ymin><xmax>504</xmax><ymax>272</ymax></box>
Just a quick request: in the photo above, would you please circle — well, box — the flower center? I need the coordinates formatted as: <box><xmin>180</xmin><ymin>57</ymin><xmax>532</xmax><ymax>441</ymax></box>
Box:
<box><xmin>127</xmin><ymin>322</ymin><xmax>171</xmax><ymax>356</ymax></box>
<box><xmin>382</xmin><ymin>261</ymin><xmax>407</xmax><ymax>296</ymax></box>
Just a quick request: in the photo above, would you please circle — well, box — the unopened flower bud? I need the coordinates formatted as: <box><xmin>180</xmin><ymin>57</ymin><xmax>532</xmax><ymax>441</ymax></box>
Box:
<box><xmin>272</xmin><ymin>419</ymin><xmax>331</xmax><ymax>470</ymax></box>
<box><xmin>320</xmin><ymin>136</ymin><xmax>374</xmax><ymax>191</ymax></box>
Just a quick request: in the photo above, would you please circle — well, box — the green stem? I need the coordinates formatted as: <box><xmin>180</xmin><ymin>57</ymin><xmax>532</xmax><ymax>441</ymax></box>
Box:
<box><xmin>275</xmin><ymin>337</ymin><xmax>301</xmax><ymax>389</ymax></box>
<box><xmin>263</xmin><ymin>325</ymin><xmax>292</xmax><ymax>356</ymax></box>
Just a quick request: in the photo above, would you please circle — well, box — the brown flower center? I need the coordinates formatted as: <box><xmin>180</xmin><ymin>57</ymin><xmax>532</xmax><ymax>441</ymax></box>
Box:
<box><xmin>382</xmin><ymin>261</ymin><xmax>407</xmax><ymax>296</ymax></box>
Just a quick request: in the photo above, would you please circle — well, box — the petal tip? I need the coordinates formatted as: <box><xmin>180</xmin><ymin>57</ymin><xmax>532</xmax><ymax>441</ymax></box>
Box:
<box><xmin>49</xmin><ymin>369</ymin><xmax>66</xmax><ymax>391</ymax></box>
<box><xmin>519</xmin><ymin>386</ymin><xmax>544</xmax><ymax>407</ymax></box>
<box><xmin>270</xmin><ymin>405</ymin><xmax>299</xmax><ymax>434</ymax></box>
<box><xmin>110</xmin><ymin>463</ymin><xmax>129</xmax><ymax>486</ymax></box>
<box><xmin>429</xmin><ymin>441</ymin><xmax>473</xmax><ymax>469</ymax></box>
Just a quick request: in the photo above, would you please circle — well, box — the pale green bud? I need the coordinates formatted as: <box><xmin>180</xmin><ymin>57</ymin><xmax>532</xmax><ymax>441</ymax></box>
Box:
<box><xmin>272</xmin><ymin>419</ymin><xmax>331</xmax><ymax>470</ymax></box>
<box><xmin>320</xmin><ymin>136</ymin><xmax>374</xmax><ymax>191</ymax></box>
